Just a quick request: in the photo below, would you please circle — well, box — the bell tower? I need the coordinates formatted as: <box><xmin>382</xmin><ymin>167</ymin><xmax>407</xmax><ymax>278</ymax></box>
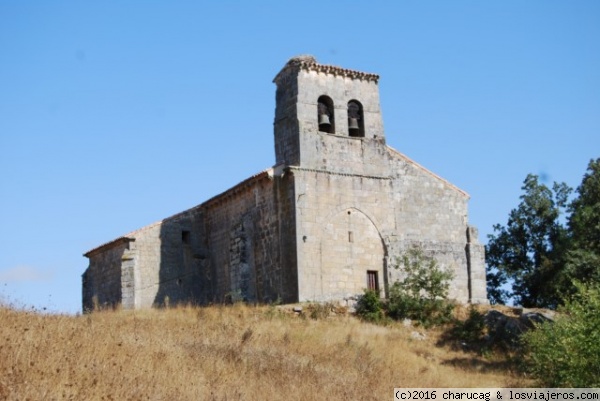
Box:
<box><xmin>272</xmin><ymin>56</ymin><xmax>387</xmax><ymax>175</ymax></box>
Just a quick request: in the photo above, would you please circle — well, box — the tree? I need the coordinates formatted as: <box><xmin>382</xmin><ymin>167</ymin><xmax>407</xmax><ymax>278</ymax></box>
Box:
<box><xmin>355</xmin><ymin>289</ymin><xmax>384</xmax><ymax>323</ymax></box>
<box><xmin>486</xmin><ymin>159</ymin><xmax>600</xmax><ymax>308</ymax></box>
<box><xmin>519</xmin><ymin>160</ymin><xmax>600</xmax><ymax>385</ymax></box>
<box><xmin>387</xmin><ymin>247</ymin><xmax>455</xmax><ymax>327</ymax></box>
<box><xmin>485</xmin><ymin>266</ymin><xmax>509</xmax><ymax>306</ymax></box>
<box><xmin>485</xmin><ymin>174</ymin><xmax>571</xmax><ymax>307</ymax></box>
<box><xmin>565</xmin><ymin>158</ymin><xmax>600</xmax><ymax>288</ymax></box>
<box><xmin>522</xmin><ymin>282</ymin><xmax>600</xmax><ymax>387</ymax></box>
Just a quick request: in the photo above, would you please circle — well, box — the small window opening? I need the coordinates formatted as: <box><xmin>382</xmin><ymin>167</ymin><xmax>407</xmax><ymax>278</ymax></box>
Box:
<box><xmin>367</xmin><ymin>270</ymin><xmax>379</xmax><ymax>292</ymax></box>
<box><xmin>348</xmin><ymin>231</ymin><xmax>354</xmax><ymax>243</ymax></box>
<box><xmin>317</xmin><ymin>95</ymin><xmax>334</xmax><ymax>134</ymax></box>
<box><xmin>182</xmin><ymin>230</ymin><xmax>191</xmax><ymax>245</ymax></box>
<box><xmin>348</xmin><ymin>100</ymin><xmax>365</xmax><ymax>137</ymax></box>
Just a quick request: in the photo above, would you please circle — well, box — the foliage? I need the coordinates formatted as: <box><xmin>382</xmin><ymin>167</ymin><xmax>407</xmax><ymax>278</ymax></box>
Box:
<box><xmin>486</xmin><ymin>159</ymin><xmax>600</xmax><ymax>308</ymax></box>
<box><xmin>452</xmin><ymin>307</ymin><xmax>487</xmax><ymax>344</ymax></box>
<box><xmin>355</xmin><ymin>289</ymin><xmax>384</xmax><ymax>323</ymax></box>
<box><xmin>438</xmin><ymin>307</ymin><xmax>492</xmax><ymax>356</ymax></box>
<box><xmin>387</xmin><ymin>247</ymin><xmax>455</xmax><ymax>327</ymax></box>
<box><xmin>522</xmin><ymin>283</ymin><xmax>600</xmax><ymax>387</ymax></box>
<box><xmin>569</xmin><ymin>159</ymin><xmax>600</xmax><ymax>252</ymax></box>
<box><xmin>485</xmin><ymin>268</ymin><xmax>509</xmax><ymax>306</ymax></box>
<box><xmin>564</xmin><ymin>159</ymin><xmax>600</xmax><ymax>290</ymax></box>
<box><xmin>485</xmin><ymin>174</ymin><xmax>571</xmax><ymax>307</ymax></box>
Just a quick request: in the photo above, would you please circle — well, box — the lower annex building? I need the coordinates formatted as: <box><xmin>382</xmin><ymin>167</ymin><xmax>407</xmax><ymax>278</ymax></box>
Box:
<box><xmin>82</xmin><ymin>55</ymin><xmax>488</xmax><ymax>310</ymax></box>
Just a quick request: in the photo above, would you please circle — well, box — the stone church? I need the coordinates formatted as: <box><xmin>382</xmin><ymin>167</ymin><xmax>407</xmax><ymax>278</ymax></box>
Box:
<box><xmin>82</xmin><ymin>55</ymin><xmax>487</xmax><ymax>310</ymax></box>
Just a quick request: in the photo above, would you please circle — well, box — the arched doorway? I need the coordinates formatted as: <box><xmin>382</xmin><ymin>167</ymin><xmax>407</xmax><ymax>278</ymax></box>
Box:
<box><xmin>319</xmin><ymin>208</ymin><xmax>385</xmax><ymax>300</ymax></box>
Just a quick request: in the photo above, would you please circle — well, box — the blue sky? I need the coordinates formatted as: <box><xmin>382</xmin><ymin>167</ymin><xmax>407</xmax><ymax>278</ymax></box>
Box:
<box><xmin>1</xmin><ymin>1</ymin><xmax>599</xmax><ymax>313</ymax></box>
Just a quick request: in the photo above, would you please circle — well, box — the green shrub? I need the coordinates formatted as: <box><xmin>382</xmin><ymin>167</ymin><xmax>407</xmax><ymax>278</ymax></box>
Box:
<box><xmin>387</xmin><ymin>247</ymin><xmax>455</xmax><ymax>327</ymax></box>
<box><xmin>455</xmin><ymin>307</ymin><xmax>486</xmax><ymax>343</ymax></box>
<box><xmin>355</xmin><ymin>289</ymin><xmax>384</xmax><ymax>322</ymax></box>
<box><xmin>522</xmin><ymin>283</ymin><xmax>600</xmax><ymax>387</ymax></box>
<box><xmin>445</xmin><ymin>307</ymin><xmax>488</xmax><ymax>353</ymax></box>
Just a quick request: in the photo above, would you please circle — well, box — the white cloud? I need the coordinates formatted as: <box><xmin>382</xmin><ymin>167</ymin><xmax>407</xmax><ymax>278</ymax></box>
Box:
<box><xmin>0</xmin><ymin>266</ymin><xmax>55</xmax><ymax>283</ymax></box>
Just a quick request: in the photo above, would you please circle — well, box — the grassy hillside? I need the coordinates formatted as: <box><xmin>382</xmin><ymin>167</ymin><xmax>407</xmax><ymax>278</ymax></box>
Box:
<box><xmin>0</xmin><ymin>303</ymin><xmax>525</xmax><ymax>400</ymax></box>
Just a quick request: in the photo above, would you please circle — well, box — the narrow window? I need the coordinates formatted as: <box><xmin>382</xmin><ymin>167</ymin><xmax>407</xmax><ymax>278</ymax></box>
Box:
<box><xmin>182</xmin><ymin>230</ymin><xmax>191</xmax><ymax>245</ymax></box>
<box><xmin>347</xmin><ymin>100</ymin><xmax>365</xmax><ymax>137</ymax></box>
<box><xmin>317</xmin><ymin>95</ymin><xmax>334</xmax><ymax>134</ymax></box>
<box><xmin>367</xmin><ymin>270</ymin><xmax>379</xmax><ymax>292</ymax></box>
<box><xmin>348</xmin><ymin>231</ymin><xmax>354</xmax><ymax>243</ymax></box>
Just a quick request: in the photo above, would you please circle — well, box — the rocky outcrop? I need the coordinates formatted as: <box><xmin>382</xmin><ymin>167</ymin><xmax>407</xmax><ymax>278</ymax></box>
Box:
<box><xmin>484</xmin><ymin>308</ymin><xmax>556</xmax><ymax>347</ymax></box>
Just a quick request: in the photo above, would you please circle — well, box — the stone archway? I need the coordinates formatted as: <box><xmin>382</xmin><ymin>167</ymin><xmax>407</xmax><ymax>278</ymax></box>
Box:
<box><xmin>319</xmin><ymin>208</ymin><xmax>385</xmax><ymax>300</ymax></box>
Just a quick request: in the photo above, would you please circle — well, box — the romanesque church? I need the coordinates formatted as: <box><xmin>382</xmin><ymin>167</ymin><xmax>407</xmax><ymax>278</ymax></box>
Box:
<box><xmin>82</xmin><ymin>56</ymin><xmax>487</xmax><ymax>310</ymax></box>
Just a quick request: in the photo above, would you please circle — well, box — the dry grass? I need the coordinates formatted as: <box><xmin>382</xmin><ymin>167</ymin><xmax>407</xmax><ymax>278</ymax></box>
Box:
<box><xmin>0</xmin><ymin>303</ymin><xmax>527</xmax><ymax>400</ymax></box>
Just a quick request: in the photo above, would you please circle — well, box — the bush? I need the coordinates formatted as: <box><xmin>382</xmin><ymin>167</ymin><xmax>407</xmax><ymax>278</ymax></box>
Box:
<box><xmin>440</xmin><ymin>307</ymin><xmax>491</xmax><ymax>353</ymax></box>
<box><xmin>387</xmin><ymin>247</ymin><xmax>455</xmax><ymax>327</ymax></box>
<box><xmin>355</xmin><ymin>289</ymin><xmax>384</xmax><ymax>322</ymax></box>
<box><xmin>522</xmin><ymin>283</ymin><xmax>600</xmax><ymax>387</ymax></box>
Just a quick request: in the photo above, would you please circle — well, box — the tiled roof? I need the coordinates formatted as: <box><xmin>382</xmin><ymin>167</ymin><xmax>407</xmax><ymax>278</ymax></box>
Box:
<box><xmin>274</xmin><ymin>55</ymin><xmax>379</xmax><ymax>84</ymax></box>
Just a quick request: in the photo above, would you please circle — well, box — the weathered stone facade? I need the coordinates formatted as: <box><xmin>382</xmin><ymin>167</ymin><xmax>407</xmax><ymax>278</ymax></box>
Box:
<box><xmin>82</xmin><ymin>55</ymin><xmax>487</xmax><ymax>311</ymax></box>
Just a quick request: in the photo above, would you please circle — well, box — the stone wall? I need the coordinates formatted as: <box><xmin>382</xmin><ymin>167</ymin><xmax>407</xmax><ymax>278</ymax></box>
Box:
<box><xmin>273</xmin><ymin>72</ymin><xmax>300</xmax><ymax>167</ymax></box>
<box><xmin>202</xmin><ymin>170</ymin><xmax>297</xmax><ymax>304</ymax></box>
<box><xmin>83</xmin><ymin>239</ymin><xmax>131</xmax><ymax>310</ymax></box>
<box><xmin>153</xmin><ymin>207</ymin><xmax>207</xmax><ymax>307</ymax></box>
<box><xmin>130</xmin><ymin>222</ymin><xmax>161</xmax><ymax>307</ymax></box>
<box><xmin>293</xmin><ymin>167</ymin><xmax>391</xmax><ymax>302</ymax></box>
<box><xmin>386</xmin><ymin>148</ymin><xmax>475</xmax><ymax>302</ymax></box>
<box><xmin>292</xmin><ymin>140</ymin><xmax>482</xmax><ymax>304</ymax></box>
<box><xmin>466</xmin><ymin>226</ymin><xmax>488</xmax><ymax>304</ymax></box>
<box><xmin>296</xmin><ymin>69</ymin><xmax>384</xmax><ymax>141</ymax></box>
<box><xmin>83</xmin><ymin>168</ymin><xmax>298</xmax><ymax>310</ymax></box>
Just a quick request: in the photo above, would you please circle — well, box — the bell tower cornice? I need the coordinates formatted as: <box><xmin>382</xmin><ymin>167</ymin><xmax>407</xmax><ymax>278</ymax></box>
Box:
<box><xmin>273</xmin><ymin>55</ymin><xmax>380</xmax><ymax>86</ymax></box>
